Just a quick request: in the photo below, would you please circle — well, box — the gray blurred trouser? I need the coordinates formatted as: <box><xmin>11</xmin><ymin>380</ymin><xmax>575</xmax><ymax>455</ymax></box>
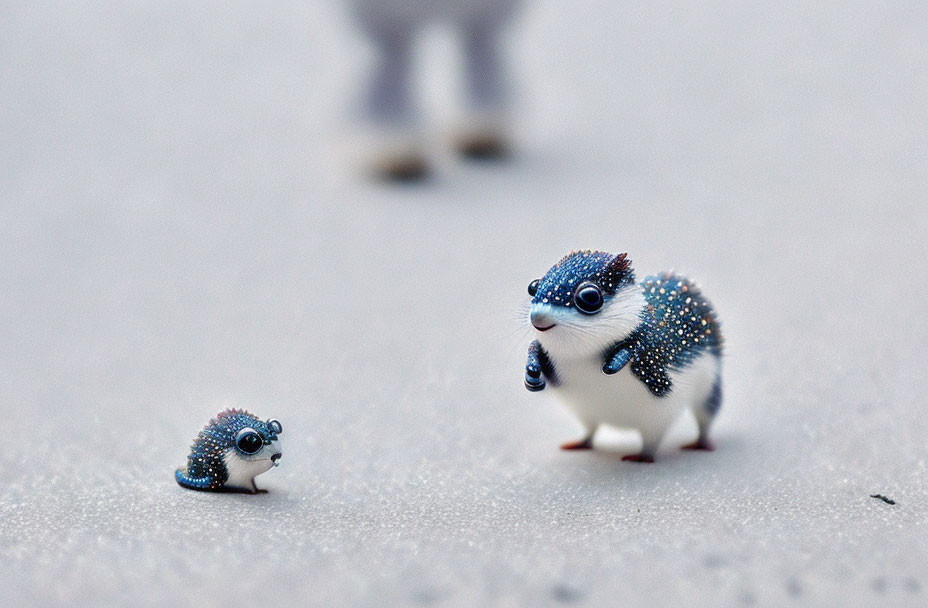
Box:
<box><xmin>350</xmin><ymin>0</ymin><xmax>520</xmax><ymax>128</ymax></box>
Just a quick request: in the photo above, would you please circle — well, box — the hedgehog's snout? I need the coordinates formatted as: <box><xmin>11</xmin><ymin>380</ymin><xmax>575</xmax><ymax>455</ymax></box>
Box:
<box><xmin>530</xmin><ymin>308</ymin><xmax>556</xmax><ymax>332</ymax></box>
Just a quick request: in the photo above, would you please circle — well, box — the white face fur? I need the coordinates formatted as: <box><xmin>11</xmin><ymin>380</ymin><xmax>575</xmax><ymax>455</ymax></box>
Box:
<box><xmin>222</xmin><ymin>437</ymin><xmax>282</xmax><ymax>492</ymax></box>
<box><xmin>530</xmin><ymin>283</ymin><xmax>646</xmax><ymax>358</ymax></box>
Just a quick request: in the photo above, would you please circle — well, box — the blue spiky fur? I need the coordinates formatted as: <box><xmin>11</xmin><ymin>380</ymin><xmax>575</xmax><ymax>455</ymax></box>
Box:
<box><xmin>620</xmin><ymin>273</ymin><xmax>723</xmax><ymax>396</ymax></box>
<box><xmin>175</xmin><ymin>409</ymin><xmax>279</xmax><ymax>492</ymax></box>
<box><xmin>531</xmin><ymin>250</ymin><xmax>635</xmax><ymax>309</ymax></box>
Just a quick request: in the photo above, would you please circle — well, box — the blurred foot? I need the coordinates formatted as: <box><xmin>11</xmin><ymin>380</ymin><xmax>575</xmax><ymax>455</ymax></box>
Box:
<box><xmin>373</xmin><ymin>152</ymin><xmax>429</xmax><ymax>182</ymax></box>
<box><xmin>358</xmin><ymin>125</ymin><xmax>429</xmax><ymax>182</ymax></box>
<box><xmin>560</xmin><ymin>437</ymin><xmax>594</xmax><ymax>451</ymax></box>
<box><xmin>456</xmin><ymin>131</ymin><xmax>509</xmax><ymax>160</ymax></box>
<box><xmin>621</xmin><ymin>453</ymin><xmax>655</xmax><ymax>463</ymax></box>
<box><xmin>681</xmin><ymin>438</ymin><xmax>715</xmax><ymax>451</ymax></box>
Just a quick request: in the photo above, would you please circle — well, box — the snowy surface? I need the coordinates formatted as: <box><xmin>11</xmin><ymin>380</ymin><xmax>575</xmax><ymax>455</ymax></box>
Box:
<box><xmin>2</xmin><ymin>1</ymin><xmax>927</xmax><ymax>606</ymax></box>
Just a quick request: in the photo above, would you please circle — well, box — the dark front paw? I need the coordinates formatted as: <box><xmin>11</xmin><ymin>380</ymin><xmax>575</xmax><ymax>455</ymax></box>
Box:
<box><xmin>524</xmin><ymin>368</ymin><xmax>546</xmax><ymax>391</ymax></box>
<box><xmin>525</xmin><ymin>378</ymin><xmax>545</xmax><ymax>391</ymax></box>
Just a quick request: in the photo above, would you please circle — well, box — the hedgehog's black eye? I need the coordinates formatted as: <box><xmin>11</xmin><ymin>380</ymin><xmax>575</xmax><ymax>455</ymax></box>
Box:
<box><xmin>573</xmin><ymin>282</ymin><xmax>604</xmax><ymax>314</ymax></box>
<box><xmin>235</xmin><ymin>429</ymin><xmax>263</xmax><ymax>455</ymax></box>
<box><xmin>528</xmin><ymin>279</ymin><xmax>540</xmax><ymax>297</ymax></box>
<box><xmin>267</xmin><ymin>419</ymin><xmax>282</xmax><ymax>434</ymax></box>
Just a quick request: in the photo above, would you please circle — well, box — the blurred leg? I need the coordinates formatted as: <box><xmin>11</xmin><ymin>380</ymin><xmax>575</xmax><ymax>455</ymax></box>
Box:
<box><xmin>457</xmin><ymin>18</ymin><xmax>512</xmax><ymax>159</ymax></box>
<box><xmin>463</xmin><ymin>21</ymin><xmax>506</xmax><ymax>118</ymax></box>
<box><xmin>359</xmin><ymin>20</ymin><xmax>428</xmax><ymax>180</ymax></box>
<box><xmin>366</xmin><ymin>24</ymin><xmax>416</xmax><ymax>127</ymax></box>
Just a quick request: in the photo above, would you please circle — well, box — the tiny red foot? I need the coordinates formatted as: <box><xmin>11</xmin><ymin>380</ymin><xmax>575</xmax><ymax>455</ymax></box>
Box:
<box><xmin>681</xmin><ymin>438</ymin><xmax>716</xmax><ymax>451</ymax></box>
<box><xmin>621</xmin><ymin>454</ymin><xmax>655</xmax><ymax>463</ymax></box>
<box><xmin>560</xmin><ymin>438</ymin><xmax>594</xmax><ymax>451</ymax></box>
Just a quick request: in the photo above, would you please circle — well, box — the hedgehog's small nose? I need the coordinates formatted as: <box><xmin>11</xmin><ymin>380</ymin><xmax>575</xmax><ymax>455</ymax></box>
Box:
<box><xmin>271</xmin><ymin>453</ymin><xmax>281</xmax><ymax>466</ymax></box>
<box><xmin>530</xmin><ymin>309</ymin><xmax>556</xmax><ymax>331</ymax></box>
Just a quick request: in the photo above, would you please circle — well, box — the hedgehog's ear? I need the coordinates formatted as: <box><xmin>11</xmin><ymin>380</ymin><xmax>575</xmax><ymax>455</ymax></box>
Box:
<box><xmin>609</xmin><ymin>252</ymin><xmax>629</xmax><ymax>271</ymax></box>
<box><xmin>604</xmin><ymin>252</ymin><xmax>634</xmax><ymax>289</ymax></box>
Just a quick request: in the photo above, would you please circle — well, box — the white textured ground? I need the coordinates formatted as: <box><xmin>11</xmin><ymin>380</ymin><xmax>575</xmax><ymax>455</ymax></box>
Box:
<box><xmin>2</xmin><ymin>2</ymin><xmax>927</xmax><ymax>606</ymax></box>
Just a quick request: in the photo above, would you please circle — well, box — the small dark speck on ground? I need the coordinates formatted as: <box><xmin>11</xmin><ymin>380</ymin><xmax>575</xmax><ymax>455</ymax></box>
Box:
<box><xmin>870</xmin><ymin>494</ymin><xmax>896</xmax><ymax>505</ymax></box>
<box><xmin>871</xmin><ymin>577</ymin><xmax>888</xmax><ymax>594</ymax></box>
<box><xmin>552</xmin><ymin>584</ymin><xmax>586</xmax><ymax>604</ymax></box>
<box><xmin>786</xmin><ymin>578</ymin><xmax>803</xmax><ymax>598</ymax></box>
<box><xmin>904</xmin><ymin>578</ymin><xmax>922</xmax><ymax>594</ymax></box>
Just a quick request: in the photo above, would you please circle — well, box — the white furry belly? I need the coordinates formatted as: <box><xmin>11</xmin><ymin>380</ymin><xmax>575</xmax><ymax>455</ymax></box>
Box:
<box><xmin>551</xmin><ymin>352</ymin><xmax>719</xmax><ymax>433</ymax></box>
<box><xmin>222</xmin><ymin>450</ymin><xmax>274</xmax><ymax>492</ymax></box>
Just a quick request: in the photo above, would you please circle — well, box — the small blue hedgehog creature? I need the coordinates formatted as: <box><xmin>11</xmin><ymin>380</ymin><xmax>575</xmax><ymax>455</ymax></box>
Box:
<box><xmin>175</xmin><ymin>409</ymin><xmax>283</xmax><ymax>493</ymax></box>
<box><xmin>524</xmin><ymin>250</ymin><xmax>723</xmax><ymax>462</ymax></box>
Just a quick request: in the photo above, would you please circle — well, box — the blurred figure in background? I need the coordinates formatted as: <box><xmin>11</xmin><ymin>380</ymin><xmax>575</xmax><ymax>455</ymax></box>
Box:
<box><xmin>349</xmin><ymin>0</ymin><xmax>521</xmax><ymax>180</ymax></box>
